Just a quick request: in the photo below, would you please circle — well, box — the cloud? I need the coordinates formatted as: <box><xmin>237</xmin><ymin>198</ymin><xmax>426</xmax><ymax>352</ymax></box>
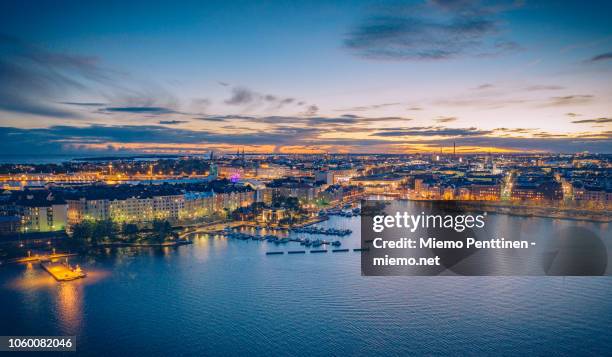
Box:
<box><xmin>194</xmin><ymin>115</ymin><xmax>256</xmax><ymax>122</ymax></box>
<box><xmin>0</xmin><ymin>34</ymin><xmax>180</xmax><ymax>120</ymax></box>
<box><xmin>192</xmin><ymin>113</ymin><xmax>411</xmax><ymax>128</ymax></box>
<box><xmin>344</xmin><ymin>0</ymin><xmax>520</xmax><ymax>60</ymax></box>
<box><xmin>334</xmin><ymin>102</ymin><xmax>401</xmax><ymax>112</ymax></box>
<box><xmin>474</xmin><ymin>83</ymin><xmax>494</xmax><ymax>90</ymax></box>
<box><xmin>571</xmin><ymin>117</ymin><xmax>612</xmax><ymax>124</ymax></box>
<box><xmin>541</xmin><ymin>95</ymin><xmax>594</xmax><ymax>107</ymax></box>
<box><xmin>159</xmin><ymin>120</ymin><xmax>188</xmax><ymax>125</ymax></box>
<box><xmin>371</xmin><ymin>126</ymin><xmax>491</xmax><ymax>137</ymax></box>
<box><xmin>1</xmin><ymin>123</ymin><xmax>610</xmax><ymax>155</ymax></box>
<box><xmin>566</xmin><ymin>112</ymin><xmax>580</xmax><ymax>117</ymax></box>
<box><xmin>224</xmin><ymin>86</ymin><xmax>299</xmax><ymax>109</ymax></box>
<box><xmin>435</xmin><ymin>116</ymin><xmax>458</xmax><ymax>123</ymax></box>
<box><xmin>225</xmin><ymin>87</ymin><xmax>256</xmax><ymax>105</ymax></box>
<box><xmin>59</xmin><ymin>102</ymin><xmax>106</xmax><ymax>107</ymax></box>
<box><xmin>493</xmin><ymin>127</ymin><xmax>538</xmax><ymax>134</ymax></box>
<box><xmin>436</xmin><ymin>96</ymin><xmax>528</xmax><ymax>109</ymax></box>
<box><xmin>524</xmin><ymin>85</ymin><xmax>564</xmax><ymax>91</ymax></box>
<box><xmin>588</xmin><ymin>52</ymin><xmax>612</xmax><ymax>62</ymax></box>
<box><xmin>0</xmin><ymin>124</ymin><xmax>321</xmax><ymax>150</ymax></box>
<box><xmin>102</xmin><ymin>106</ymin><xmax>178</xmax><ymax>114</ymax></box>
<box><xmin>419</xmin><ymin>136</ymin><xmax>611</xmax><ymax>153</ymax></box>
<box><xmin>304</xmin><ymin>105</ymin><xmax>319</xmax><ymax>116</ymax></box>
<box><xmin>0</xmin><ymin>34</ymin><xmax>110</xmax><ymax>118</ymax></box>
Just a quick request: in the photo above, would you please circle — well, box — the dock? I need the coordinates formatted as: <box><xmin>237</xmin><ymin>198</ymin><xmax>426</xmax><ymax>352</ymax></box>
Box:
<box><xmin>10</xmin><ymin>253</ymin><xmax>78</xmax><ymax>264</ymax></box>
<box><xmin>40</xmin><ymin>261</ymin><xmax>86</xmax><ymax>281</ymax></box>
<box><xmin>266</xmin><ymin>248</ymin><xmax>368</xmax><ymax>255</ymax></box>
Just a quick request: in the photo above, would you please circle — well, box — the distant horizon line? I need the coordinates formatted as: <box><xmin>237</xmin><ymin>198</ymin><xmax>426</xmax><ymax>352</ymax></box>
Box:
<box><xmin>0</xmin><ymin>151</ymin><xmax>610</xmax><ymax>160</ymax></box>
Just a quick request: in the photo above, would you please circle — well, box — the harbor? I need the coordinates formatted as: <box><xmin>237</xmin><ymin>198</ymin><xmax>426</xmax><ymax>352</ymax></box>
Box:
<box><xmin>265</xmin><ymin>248</ymin><xmax>360</xmax><ymax>255</ymax></box>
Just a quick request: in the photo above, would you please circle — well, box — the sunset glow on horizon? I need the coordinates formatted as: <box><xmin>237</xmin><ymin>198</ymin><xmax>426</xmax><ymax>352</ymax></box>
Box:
<box><xmin>0</xmin><ymin>0</ymin><xmax>611</xmax><ymax>155</ymax></box>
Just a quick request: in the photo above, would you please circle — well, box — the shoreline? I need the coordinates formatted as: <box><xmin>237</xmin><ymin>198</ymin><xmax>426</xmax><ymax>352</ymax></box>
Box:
<box><xmin>456</xmin><ymin>201</ymin><xmax>611</xmax><ymax>223</ymax></box>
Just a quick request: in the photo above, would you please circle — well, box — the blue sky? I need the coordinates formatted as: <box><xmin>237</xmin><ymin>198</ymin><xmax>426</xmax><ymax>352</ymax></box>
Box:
<box><xmin>0</xmin><ymin>0</ymin><xmax>611</xmax><ymax>154</ymax></box>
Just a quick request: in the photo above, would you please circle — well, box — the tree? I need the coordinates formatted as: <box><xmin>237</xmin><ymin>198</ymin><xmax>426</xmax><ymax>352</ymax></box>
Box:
<box><xmin>122</xmin><ymin>223</ymin><xmax>139</xmax><ymax>241</ymax></box>
<box><xmin>151</xmin><ymin>219</ymin><xmax>172</xmax><ymax>243</ymax></box>
<box><xmin>71</xmin><ymin>221</ymin><xmax>93</xmax><ymax>242</ymax></box>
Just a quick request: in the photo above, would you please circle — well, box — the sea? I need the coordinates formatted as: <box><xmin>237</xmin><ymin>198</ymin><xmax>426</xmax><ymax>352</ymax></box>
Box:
<box><xmin>0</xmin><ymin>203</ymin><xmax>611</xmax><ymax>356</ymax></box>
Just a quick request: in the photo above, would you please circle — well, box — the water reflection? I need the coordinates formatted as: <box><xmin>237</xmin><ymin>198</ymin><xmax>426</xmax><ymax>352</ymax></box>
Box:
<box><xmin>5</xmin><ymin>261</ymin><xmax>110</xmax><ymax>336</ymax></box>
<box><xmin>55</xmin><ymin>281</ymin><xmax>82</xmax><ymax>334</ymax></box>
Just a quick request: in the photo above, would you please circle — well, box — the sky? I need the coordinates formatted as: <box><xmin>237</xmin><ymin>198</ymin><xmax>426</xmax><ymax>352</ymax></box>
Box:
<box><xmin>0</xmin><ymin>0</ymin><xmax>611</xmax><ymax>155</ymax></box>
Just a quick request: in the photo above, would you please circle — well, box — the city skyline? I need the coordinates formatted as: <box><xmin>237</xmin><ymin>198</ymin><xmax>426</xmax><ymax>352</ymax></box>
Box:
<box><xmin>1</xmin><ymin>0</ymin><xmax>611</xmax><ymax>155</ymax></box>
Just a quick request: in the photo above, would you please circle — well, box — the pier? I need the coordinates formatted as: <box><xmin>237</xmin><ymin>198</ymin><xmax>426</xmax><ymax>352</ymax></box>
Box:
<box><xmin>9</xmin><ymin>253</ymin><xmax>78</xmax><ymax>264</ymax></box>
<box><xmin>265</xmin><ymin>248</ymin><xmax>369</xmax><ymax>255</ymax></box>
<box><xmin>40</xmin><ymin>261</ymin><xmax>86</xmax><ymax>281</ymax></box>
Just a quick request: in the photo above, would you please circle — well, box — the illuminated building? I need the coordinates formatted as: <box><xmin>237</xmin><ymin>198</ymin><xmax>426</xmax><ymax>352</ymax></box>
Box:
<box><xmin>67</xmin><ymin>198</ymin><xmax>110</xmax><ymax>224</ymax></box>
<box><xmin>351</xmin><ymin>174</ymin><xmax>406</xmax><ymax>194</ymax></box>
<box><xmin>18</xmin><ymin>201</ymin><xmax>68</xmax><ymax>232</ymax></box>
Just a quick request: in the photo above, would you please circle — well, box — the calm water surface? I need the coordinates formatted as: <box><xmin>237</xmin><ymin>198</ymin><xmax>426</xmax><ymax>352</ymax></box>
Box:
<box><xmin>1</xmin><ymin>205</ymin><xmax>611</xmax><ymax>356</ymax></box>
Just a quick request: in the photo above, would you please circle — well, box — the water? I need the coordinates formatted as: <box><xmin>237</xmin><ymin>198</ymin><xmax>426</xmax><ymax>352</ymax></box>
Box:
<box><xmin>0</xmin><ymin>155</ymin><xmax>79</xmax><ymax>164</ymax></box>
<box><xmin>1</xmin><ymin>206</ymin><xmax>611</xmax><ymax>356</ymax></box>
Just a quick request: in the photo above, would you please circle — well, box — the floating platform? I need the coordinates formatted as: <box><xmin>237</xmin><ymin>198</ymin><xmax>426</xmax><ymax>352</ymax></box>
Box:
<box><xmin>288</xmin><ymin>250</ymin><xmax>306</xmax><ymax>254</ymax></box>
<box><xmin>332</xmin><ymin>249</ymin><xmax>349</xmax><ymax>253</ymax></box>
<box><xmin>40</xmin><ymin>262</ymin><xmax>86</xmax><ymax>281</ymax></box>
<box><xmin>310</xmin><ymin>249</ymin><xmax>328</xmax><ymax>253</ymax></box>
<box><xmin>265</xmin><ymin>251</ymin><xmax>284</xmax><ymax>255</ymax></box>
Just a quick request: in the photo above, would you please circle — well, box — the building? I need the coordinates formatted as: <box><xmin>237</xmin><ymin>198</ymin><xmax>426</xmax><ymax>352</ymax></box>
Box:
<box><xmin>16</xmin><ymin>194</ymin><xmax>68</xmax><ymax>232</ymax></box>
<box><xmin>67</xmin><ymin>198</ymin><xmax>110</xmax><ymax>224</ymax></box>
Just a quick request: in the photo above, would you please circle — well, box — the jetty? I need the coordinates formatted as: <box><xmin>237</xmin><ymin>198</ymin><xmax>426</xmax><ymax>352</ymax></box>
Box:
<box><xmin>40</xmin><ymin>261</ymin><xmax>86</xmax><ymax>281</ymax></box>
<box><xmin>290</xmin><ymin>227</ymin><xmax>352</xmax><ymax>236</ymax></box>
<box><xmin>9</xmin><ymin>252</ymin><xmax>78</xmax><ymax>264</ymax></box>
